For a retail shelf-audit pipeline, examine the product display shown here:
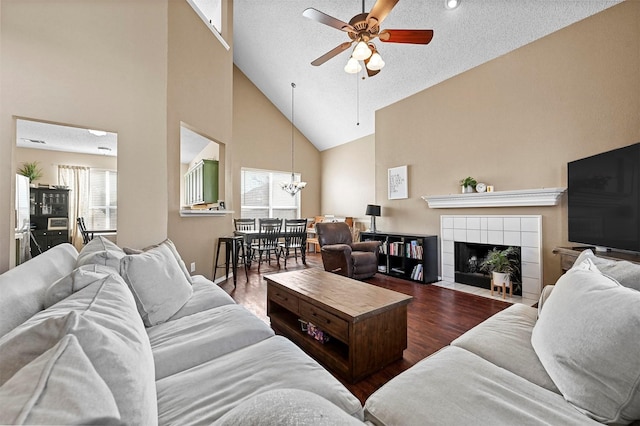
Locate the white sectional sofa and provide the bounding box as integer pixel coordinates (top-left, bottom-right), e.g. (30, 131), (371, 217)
(365, 249), (640, 425)
(0, 238), (363, 425)
(2, 238), (639, 425)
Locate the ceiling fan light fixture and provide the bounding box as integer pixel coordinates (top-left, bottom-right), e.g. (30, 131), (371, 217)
(352, 40), (372, 61)
(366, 52), (385, 71)
(344, 56), (362, 74)
(445, 0), (460, 10)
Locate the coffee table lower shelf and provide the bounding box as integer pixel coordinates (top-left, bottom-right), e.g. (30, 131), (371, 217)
(270, 310), (350, 379)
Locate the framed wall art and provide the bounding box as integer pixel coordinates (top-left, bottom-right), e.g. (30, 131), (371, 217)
(388, 165), (408, 200)
(47, 217), (69, 230)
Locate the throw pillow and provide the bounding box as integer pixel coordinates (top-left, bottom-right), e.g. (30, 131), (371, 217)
(124, 238), (193, 284)
(572, 249), (640, 291)
(43, 264), (115, 309)
(0, 334), (121, 425)
(0, 275), (157, 425)
(597, 260), (640, 291)
(75, 236), (124, 271)
(531, 266), (640, 424)
(120, 243), (193, 326)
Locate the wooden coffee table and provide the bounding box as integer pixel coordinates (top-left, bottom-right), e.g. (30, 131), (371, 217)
(265, 268), (413, 383)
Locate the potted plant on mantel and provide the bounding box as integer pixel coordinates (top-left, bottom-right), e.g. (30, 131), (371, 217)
(459, 176), (477, 193)
(18, 161), (43, 186)
(480, 246), (521, 293)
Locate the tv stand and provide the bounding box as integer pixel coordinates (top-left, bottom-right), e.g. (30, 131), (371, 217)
(553, 247), (640, 273)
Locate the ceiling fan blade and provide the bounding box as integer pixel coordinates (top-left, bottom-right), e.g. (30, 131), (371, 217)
(379, 29), (434, 44)
(303, 8), (355, 33)
(311, 42), (353, 66)
(366, 0), (399, 30)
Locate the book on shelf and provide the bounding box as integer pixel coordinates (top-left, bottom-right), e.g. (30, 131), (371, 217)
(391, 267), (404, 274)
(378, 265), (387, 272)
(411, 264), (423, 281)
(405, 240), (423, 259)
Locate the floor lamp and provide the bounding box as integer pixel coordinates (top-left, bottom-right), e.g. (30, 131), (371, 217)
(366, 204), (381, 233)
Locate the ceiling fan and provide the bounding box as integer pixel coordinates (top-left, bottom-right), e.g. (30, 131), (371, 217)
(303, 0), (434, 77)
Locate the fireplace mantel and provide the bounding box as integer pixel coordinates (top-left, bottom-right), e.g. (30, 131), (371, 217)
(422, 187), (566, 209)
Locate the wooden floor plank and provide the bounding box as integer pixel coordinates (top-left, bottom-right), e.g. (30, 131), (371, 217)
(218, 251), (512, 404)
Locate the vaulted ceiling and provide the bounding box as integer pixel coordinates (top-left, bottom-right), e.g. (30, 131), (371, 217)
(233, 0), (623, 151)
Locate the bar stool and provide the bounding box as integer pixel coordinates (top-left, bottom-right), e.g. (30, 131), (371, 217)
(213, 236), (248, 287)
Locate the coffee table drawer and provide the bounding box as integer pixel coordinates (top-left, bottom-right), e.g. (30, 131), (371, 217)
(268, 286), (299, 314)
(300, 300), (348, 342)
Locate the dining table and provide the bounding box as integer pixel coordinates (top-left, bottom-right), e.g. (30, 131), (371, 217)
(234, 229), (308, 266)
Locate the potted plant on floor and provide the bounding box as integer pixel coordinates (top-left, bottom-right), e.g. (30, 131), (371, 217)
(480, 247), (521, 293)
(459, 177), (477, 193)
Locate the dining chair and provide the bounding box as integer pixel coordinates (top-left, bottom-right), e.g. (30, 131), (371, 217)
(234, 218), (256, 266)
(76, 217), (92, 245)
(279, 218), (308, 269)
(255, 218), (282, 272)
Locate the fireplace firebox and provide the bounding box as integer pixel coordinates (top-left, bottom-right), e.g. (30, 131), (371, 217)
(454, 242), (522, 296)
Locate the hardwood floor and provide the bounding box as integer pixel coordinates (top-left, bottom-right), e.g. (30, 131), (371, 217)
(217, 251), (512, 404)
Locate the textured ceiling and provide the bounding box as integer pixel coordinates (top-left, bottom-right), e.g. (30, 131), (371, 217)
(233, 0), (622, 151)
(16, 119), (117, 157)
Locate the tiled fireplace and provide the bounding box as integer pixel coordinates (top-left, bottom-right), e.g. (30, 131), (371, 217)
(440, 215), (543, 300)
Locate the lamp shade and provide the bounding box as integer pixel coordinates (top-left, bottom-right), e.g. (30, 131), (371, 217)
(366, 204), (381, 216)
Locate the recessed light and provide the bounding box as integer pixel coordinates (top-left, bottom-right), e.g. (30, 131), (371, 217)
(445, 0), (460, 9)
(88, 129), (107, 137)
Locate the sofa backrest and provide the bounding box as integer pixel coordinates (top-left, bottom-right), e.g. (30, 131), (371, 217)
(0, 243), (78, 338)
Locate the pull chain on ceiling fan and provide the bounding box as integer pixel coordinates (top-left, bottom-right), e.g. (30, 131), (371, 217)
(303, 0), (434, 77)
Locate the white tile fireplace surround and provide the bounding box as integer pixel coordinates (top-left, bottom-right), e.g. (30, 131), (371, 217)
(440, 215), (543, 301)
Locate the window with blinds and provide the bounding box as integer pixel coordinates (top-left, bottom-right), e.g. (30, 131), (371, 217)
(241, 168), (301, 220)
(88, 169), (117, 230)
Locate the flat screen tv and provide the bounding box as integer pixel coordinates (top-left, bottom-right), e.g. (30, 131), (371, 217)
(568, 143), (640, 252)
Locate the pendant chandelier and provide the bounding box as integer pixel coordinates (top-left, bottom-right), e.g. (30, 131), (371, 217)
(280, 82), (307, 196)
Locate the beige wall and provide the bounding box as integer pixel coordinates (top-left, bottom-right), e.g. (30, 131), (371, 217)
(166, 0), (234, 279)
(1, 0), (168, 270)
(370, 1), (640, 285)
(232, 66), (321, 219)
(16, 148), (117, 186)
(321, 133), (375, 228)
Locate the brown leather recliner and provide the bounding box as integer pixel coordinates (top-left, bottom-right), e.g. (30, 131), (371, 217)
(315, 222), (381, 280)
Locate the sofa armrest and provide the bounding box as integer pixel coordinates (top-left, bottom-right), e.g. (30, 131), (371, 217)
(537, 285), (555, 318)
(351, 241), (381, 253)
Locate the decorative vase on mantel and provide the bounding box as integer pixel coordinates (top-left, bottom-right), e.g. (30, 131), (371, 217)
(461, 185), (475, 194)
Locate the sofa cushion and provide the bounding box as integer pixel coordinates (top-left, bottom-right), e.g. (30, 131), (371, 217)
(364, 346), (600, 426)
(120, 243), (193, 326)
(213, 389), (364, 426)
(0, 274), (157, 426)
(43, 264), (115, 309)
(451, 303), (559, 394)
(531, 267), (640, 424)
(148, 304), (274, 380)
(156, 336), (363, 424)
(75, 236), (124, 271)
(573, 249), (640, 291)
(0, 243), (78, 338)
(0, 334), (121, 425)
(124, 238), (193, 285)
(167, 276), (235, 321)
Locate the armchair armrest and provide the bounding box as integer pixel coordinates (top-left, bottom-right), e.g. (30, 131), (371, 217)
(351, 241), (381, 253)
(321, 243), (352, 256)
(320, 244), (352, 277)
